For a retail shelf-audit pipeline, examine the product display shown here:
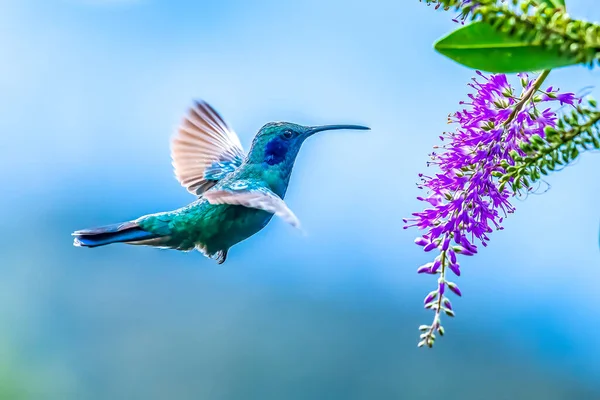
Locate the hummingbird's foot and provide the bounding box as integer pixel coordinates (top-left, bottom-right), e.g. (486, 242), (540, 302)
(215, 250), (228, 264)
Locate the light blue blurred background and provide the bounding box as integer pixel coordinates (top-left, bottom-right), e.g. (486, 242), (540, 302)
(0, 0), (599, 398)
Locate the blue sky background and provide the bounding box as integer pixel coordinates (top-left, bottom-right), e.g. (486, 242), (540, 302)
(0, 0), (599, 398)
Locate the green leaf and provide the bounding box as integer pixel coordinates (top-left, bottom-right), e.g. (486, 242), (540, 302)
(434, 22), (577, 73)
(538, 0), (566, 9)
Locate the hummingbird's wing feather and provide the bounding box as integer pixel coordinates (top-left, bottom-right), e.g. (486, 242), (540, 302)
(171, 100), (245, 196)
(204, 183), (301, 230)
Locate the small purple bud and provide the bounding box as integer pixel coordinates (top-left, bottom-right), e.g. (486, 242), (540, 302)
(438, 281), (445, 295)
(442, 236), (450, 251)
(447, 281), (462, 297)
(454, 231), (462, 243)
(443, 298), (452, 310)
(466, 242), (478, 253)
(414, 237), (428, 247)
(448, 249), (457, 264)
(431, 259), (442, 274)
(448, 263), (461, 276)
(423, 290), (438, 305)
(417, 263), (434, 274)
(423, 242), (438, 252)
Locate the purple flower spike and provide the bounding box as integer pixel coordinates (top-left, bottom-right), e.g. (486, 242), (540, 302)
(405, 71), (579, 345)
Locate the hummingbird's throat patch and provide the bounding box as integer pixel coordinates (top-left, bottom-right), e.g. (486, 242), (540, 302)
(264, 137), (288, 165)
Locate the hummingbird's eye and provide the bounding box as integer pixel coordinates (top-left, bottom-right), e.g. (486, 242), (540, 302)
(282, 130), (293, 139)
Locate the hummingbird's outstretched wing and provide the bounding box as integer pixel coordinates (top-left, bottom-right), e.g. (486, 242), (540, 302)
(171, 100), (245, 196)
(204, 181), (302, 230)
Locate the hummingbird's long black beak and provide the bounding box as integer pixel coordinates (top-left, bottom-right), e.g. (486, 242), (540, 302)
(307, 124), (370, 135)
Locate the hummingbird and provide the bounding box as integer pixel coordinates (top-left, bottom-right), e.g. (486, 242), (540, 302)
(72, 100), (369, 263)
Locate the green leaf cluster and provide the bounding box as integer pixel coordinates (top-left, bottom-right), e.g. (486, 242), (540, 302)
(500, 100), (600, 191)
(426, 0), (600, 73)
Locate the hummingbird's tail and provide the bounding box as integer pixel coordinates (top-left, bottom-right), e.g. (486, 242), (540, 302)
(72, 220), (167, 248)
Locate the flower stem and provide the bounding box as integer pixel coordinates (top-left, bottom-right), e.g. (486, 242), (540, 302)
(504, 70), (551, 127)
(421, 247), (448, 348)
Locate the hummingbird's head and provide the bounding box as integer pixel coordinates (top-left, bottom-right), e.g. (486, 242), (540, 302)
(247, 122), (370, 167)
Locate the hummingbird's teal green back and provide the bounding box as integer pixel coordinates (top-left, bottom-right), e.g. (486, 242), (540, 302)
(72, 100), (369, 264)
